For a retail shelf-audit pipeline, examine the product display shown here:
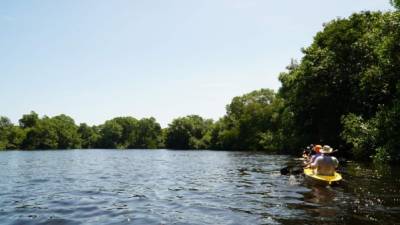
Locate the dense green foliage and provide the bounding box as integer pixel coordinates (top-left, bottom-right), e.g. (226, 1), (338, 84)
(78, 123), (100, 149)
(165, 115), (213, 149)
(0, 112), (163, 150)
(0, 5), (399, 164)
(209, 89), (283, 151)
(278, 11), (400, 162)
(391, 0), (400, 10)
(134, 118), (163, 149)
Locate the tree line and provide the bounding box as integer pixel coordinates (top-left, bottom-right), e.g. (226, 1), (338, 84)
(0, 112), (165, 150)
(1, 4), (399, 163)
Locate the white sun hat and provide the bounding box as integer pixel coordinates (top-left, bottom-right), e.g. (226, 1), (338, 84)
(320, 145), (333, 154)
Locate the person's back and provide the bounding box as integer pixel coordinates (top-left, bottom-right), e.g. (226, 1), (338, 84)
(310, 153), (321, 163)
(311, 154), (338, 176)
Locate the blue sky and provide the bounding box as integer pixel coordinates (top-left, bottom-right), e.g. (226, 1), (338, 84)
(0, 0), (393, 127)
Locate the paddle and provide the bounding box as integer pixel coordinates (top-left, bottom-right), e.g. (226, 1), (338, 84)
(280, 166), (303, 175)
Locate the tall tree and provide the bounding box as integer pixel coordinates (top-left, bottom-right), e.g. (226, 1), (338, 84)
(210, 89), (282, 151)
(99, 119), (124, 149)
(6, 126), (26, 150)
(0, 116), (13, 149)
(51, 114), (81, 149)
(166, 115), (213, 149)
(278, 11), (400, 160)
(391, 0), (400, 10)
(22, 116), (58, 150)
(132, 117), (162, 149)
(19, 111), (39, 128)
(78, 123), (100, 149)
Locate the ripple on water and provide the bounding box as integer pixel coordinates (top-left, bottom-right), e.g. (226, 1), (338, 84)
(0, 150), (399, 225)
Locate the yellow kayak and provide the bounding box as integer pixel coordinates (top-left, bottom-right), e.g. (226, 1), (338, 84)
(304, 168), (342, 185)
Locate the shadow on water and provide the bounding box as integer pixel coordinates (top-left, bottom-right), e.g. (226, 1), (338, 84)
(278, 158), (400, 225)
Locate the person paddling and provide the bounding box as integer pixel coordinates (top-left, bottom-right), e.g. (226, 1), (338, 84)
(309, 144), (322, 164)
(310, 145), (339, 176)
(303, 144), (322, 166)
(302, 144), (314, 161)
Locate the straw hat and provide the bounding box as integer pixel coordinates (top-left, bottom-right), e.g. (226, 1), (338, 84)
(320, 145), (333, 154)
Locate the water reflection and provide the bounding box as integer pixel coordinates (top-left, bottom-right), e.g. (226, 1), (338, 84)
(304, 186), (336, 204)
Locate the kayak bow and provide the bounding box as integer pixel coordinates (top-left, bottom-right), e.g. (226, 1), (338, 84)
(303, 168), (342, 185)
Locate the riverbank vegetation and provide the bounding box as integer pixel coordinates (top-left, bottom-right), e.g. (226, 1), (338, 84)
(1, 3), (399, 163)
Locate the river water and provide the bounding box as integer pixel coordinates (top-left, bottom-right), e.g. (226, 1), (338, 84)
(0, 150), (398, 225)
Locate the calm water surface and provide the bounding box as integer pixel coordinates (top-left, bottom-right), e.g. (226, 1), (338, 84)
(0, 150), (399, 225)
